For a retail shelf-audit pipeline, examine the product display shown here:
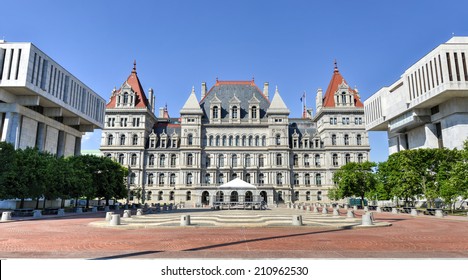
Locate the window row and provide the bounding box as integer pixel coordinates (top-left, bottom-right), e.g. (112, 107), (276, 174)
(106, 116), (140, 127)
(329, 117), (363, 125)
(106, 134), (139, 146)
(211, 105), (259, 120)
(331, 134), (363, 146)
(207, 134), (267, 147)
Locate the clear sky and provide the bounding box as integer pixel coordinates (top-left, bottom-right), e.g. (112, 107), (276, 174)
(1, 0), (467, 163)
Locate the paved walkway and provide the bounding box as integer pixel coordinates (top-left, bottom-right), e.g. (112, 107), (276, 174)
(1, 208), (468, 259)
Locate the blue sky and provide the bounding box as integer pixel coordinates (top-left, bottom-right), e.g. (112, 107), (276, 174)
(1, 0), (467, 162)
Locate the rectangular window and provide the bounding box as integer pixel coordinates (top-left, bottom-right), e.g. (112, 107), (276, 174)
(15, 49), (21, 80)
(462, 53), (468, 81)
(425, 64), (431, 91)
(429, 61), (435, 88)
(438, 55), (444, 83)
(7, 48), (14, 80)
(434, 58), (439, 85)
(454, 52), (461, 81)
(446, 52), (453, 81)
(0, 48), (6, 80)
(421, 65), (427, 93)
(411, 74), (416, 100)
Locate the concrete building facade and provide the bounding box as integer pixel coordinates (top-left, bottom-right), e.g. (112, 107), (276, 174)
(365, 37), (468, 154)
(0, 41), (105, 156)
(100, 63), (369, 206)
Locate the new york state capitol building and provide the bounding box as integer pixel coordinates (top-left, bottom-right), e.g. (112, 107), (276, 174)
(100, 63), (370, 206)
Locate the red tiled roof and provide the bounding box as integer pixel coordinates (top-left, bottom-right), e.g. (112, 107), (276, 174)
(322, 65), (363, 108)
(106, 63), (150, 109)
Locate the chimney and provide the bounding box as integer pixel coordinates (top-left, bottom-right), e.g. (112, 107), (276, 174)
(201, 82), (207, 100)
(148, 88), (154, 110)
(263, 82), (269, 100)
(159, 107), (165, 118)
(316, 88), (323, 111)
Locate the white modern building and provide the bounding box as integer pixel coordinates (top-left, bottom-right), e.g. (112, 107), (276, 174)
(365, 37), (468, 154)
(0, 41), (105, 156)
(101, 63), (370, 206)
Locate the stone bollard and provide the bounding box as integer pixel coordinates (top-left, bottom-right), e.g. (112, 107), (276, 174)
(105, 212), (115, 221)
(313, 206), (319, 213)
(57, 209), (65, 216)
(92, 207), (98, 213)
(347, 209), (355, 218)
(306, 206), (311, 211)
(137, 209), (144, 216)
(292, 215), (303, 226)
(123, 210), (132, 218)
(109, 214), (121, 226)
(322, 207), (328, 215)
(353, 205), (358, 211)
(377, 206), (382, 213)
(33, 210), (42, 218)
(180, 215), (191, 226)
(435, 210), (444, 218)
(411, 209), (418, 216)
(1, 211), (12, 221)
(333, 208), (340, 216)
(392, 207), (399, 214)
(364, 206), (369, 212)
(362, 213), (374, 226)
(344, 205), (349, 210)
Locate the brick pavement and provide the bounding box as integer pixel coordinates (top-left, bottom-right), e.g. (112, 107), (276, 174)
(1, 210), (468, 259)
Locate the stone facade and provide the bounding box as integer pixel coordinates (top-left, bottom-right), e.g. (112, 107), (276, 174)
(365, 37), (468, 154)
(100, 63), (370, 206)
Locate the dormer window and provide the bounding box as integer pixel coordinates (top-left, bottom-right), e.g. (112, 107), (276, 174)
(213, 106), (219, 119)
(252, 106), (257, 119)
(123, 92), (129, 104)
(341, 92), (346, 104)
(232, 106), (238, 119)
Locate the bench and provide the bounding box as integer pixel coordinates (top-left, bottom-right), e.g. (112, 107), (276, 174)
(368, 205), (377, 211)
(43, 208), (59, 215)
(423, 208), (446, 216)
(401, 207), (414, 214)
(13, 208), (34, 217)
(381, 206), (393, 212)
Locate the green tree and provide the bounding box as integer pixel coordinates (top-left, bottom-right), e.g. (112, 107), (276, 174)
(0, 142), (17, 199)
(332, 161), (377, 207)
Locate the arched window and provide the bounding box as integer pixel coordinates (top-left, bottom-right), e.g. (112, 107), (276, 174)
(345, 153), (351, 164)
(231, 154), (237, 167)
(245, 155), (251, 167)
(131, 154), (137, 166)
(215, 154), (222, 167)
(293, 173), (299, 185)
(262, 136), (266, 146)
(341, 91), (346, 104)
(120, 134), (126, 145)
(258, 173), (265, 185)
(252, 106), (257, 119)
(213, 106), (219, 119)
(332, 134), (337, 145)
(259, 155), (264, 167)
(148, 154), (154, 166)
(107, 134), (114, 145)
(216, 136), (220, 146)
(275, 134), (281, 145)
(332, 154), (338, 166)
(248, 136), (253, 146)
(245, 191), (253, 202)
(315, 154), (320, 166)
(317, 191), (322, 201)
(169, 191), (175, 200)
(306, 191), (311, 201)
(186, 173), (193, 185)
(231, 173), (237, 180)
(230, 191), (239, 202)
(316, 173), (322, 185)
(245, 173), (251, 183)
(305, 174), (310, 186)
(235, 135), (240, 146)
(118, 154), (124, 164)
(170, 173), (175, 185)
(255, 136), (259, 146)
(209, 135), (213, 146)
(205, 173), (211, 185)
(222, 135), (226, 146)
(188, 134), (193, 146)
(159, 154), (166, 167)
(132, 134), (138, 145)
(276, 173), (283, 185)
(170, 154), (176, 167)
(187, 154), (193, 166)
(276, 153), (282, 166)
(229, 136), (233, 146)
(147, 191), (152, 201)
(232, 106), (238, 119)
(205, 154), (211, 167)
(344, 134), (349, 145)
(106, 153), (112, 158)
(129, 172), (135, 184)
(158, 191), (163, 201)
(294, 191), (299, 201)
(358, 153), (363, 163)
(186, 191), (192, 201)
(357, 134), (362, 146)
(304, 154), (310, 166)
(123, 92), (129, 104)
(148, 173), (154, 185)
(293, 154), (298, 167)
(159, 173), (164, 185)
(242, 135), (246, 146)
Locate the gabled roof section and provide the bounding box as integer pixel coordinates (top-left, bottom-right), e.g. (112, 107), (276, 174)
(180, 86), (203, 115)
(267, 86), (290, 115)
(322, 63), (364, 108)
(106, 61), (150, 109)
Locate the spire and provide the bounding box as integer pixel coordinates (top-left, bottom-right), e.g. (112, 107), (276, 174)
(180, 86), (203, 115)
(322, 61), (364, 108)
(334, 59), (338, 73)
(267, 86), (290, 115)
(132, 60), (137, 73)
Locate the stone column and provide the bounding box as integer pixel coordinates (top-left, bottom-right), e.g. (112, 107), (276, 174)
(109, 214), (121, 226)
(1, 211), (12, 221)
(33, 210), (42, 218)
(347, 209), (355, 218)
(180, 215), (191, 226)
(105, 212), (114, 221)
(361, 213), (373, 226)
(292, 215), (303, 226)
